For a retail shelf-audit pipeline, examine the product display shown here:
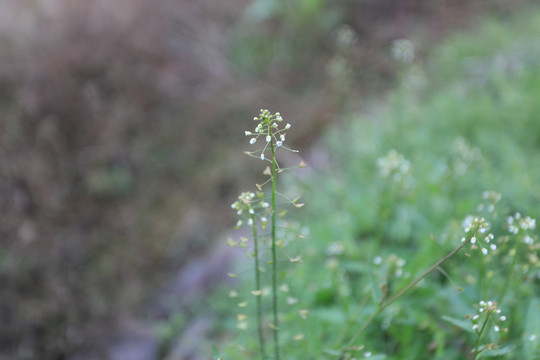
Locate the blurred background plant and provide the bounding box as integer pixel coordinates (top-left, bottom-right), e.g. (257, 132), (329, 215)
(0, 0), (536, 359)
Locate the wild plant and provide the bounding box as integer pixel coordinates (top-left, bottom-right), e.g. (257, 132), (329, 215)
(223, 110), (538, 360)
(228, 109), (304, 360)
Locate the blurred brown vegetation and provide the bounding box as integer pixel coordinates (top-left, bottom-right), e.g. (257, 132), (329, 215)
(0, 0), (530, 358)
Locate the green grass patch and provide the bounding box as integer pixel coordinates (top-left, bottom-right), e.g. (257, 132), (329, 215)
(211, 6), (540, 360)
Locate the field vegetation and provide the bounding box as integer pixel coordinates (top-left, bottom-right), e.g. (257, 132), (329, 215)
(215, 7), (540, 360)
(0, 0), (537, 359)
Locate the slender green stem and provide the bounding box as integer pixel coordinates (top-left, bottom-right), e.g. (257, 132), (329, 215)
(498, 239), (521, 306)
(333, 295), (370, 349)
(381, 236), (472, 311)
(336, 232), (477, 359)
(270, 138), (281, 360)
(251, 214), (267, 359)
(473, 313), (491, 359)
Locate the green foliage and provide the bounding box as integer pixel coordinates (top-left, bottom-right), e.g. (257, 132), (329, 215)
(230, 0), (341, 77)
(523, 298), (540, 359)
(217, 6), (540, 360)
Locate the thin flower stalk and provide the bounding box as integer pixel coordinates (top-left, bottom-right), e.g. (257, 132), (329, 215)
(270, 138), (280, 360)
(242, 109), (298, 360)
(336, 220), (485, 360)
(250, 212), (267, 359)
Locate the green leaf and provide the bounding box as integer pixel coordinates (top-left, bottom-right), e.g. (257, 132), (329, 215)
(441, 315), (474, 333)
(313, 308), (346, 324)
(322, 349), (342, 356)
(476, 346), (514, 358)
(523, 298), (540, 359)
(212, 345), (222, 359)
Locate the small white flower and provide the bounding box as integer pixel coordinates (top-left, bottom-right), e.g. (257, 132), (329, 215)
(509, 225), (519, 234)
(364, 352), (372, 358)
(373, 256), (382, 265)
(250, 138), (257, 144)
(471, 237), (476, 244)
(494, 325), (500, 332)
(260, 153), (265, 160)
(280, 134), (285, 141)
(266, 135), (271, 142)
(276, 141), (283, 147)
(490, 244), (497, 250)
(473, 324), (479, 331)
(285, 123), (291, 130)
(245, 131), (252, 136)
(522, 217), (536, 230)
(524, 235), (534, 245)
(481, 248), (488, 255)
(286, 297), (298, 305)
(529, 334), (537, 341)
(500, 316), (506, 321)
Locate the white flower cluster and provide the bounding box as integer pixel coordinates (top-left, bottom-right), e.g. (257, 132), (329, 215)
(336, 25), (358, 49)
(451, 137), (482, 177)
(507, 212), (536, 235)
(231, 192), (269, 229)
(462, 215), (491, 234)
(245, 109), (290, 159)
(469, 300), (507, 334)
(231, 192), (256, 228)
(477, 190), (502, 213)
(231, 192), (255, 214)
(326, 241), (345, 256)
(373, 254), (408, 278)
(391, 39), (415, 63)
(461, 216), (495, 255)
(376, 149), (412, 182)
